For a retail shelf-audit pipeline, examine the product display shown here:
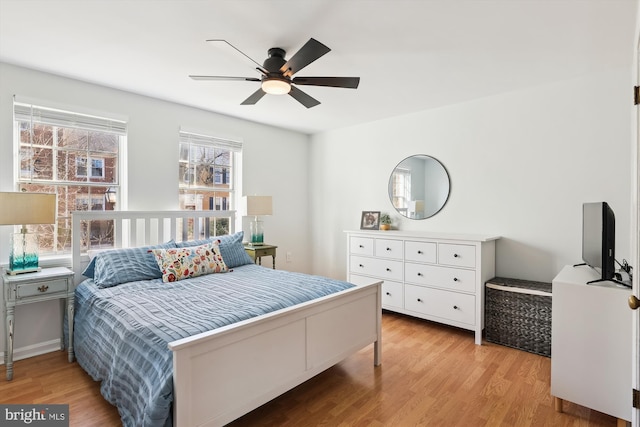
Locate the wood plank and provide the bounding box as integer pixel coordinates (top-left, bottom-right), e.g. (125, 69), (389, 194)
(0, 312), (617, 427)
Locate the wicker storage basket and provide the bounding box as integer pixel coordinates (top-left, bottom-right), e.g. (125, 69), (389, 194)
(485, 277), (552, 357)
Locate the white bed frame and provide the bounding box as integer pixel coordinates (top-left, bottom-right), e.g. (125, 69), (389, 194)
(71, 210), (382, 427)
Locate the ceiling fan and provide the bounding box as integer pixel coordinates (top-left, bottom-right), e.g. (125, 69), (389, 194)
(189, 38), (360, 108)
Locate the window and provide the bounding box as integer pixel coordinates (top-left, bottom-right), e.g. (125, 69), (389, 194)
(178, 130), (241, 237)
(390, 167), (411, 216)
(14, 100), (126, 254)
(76, 157), (105, 178)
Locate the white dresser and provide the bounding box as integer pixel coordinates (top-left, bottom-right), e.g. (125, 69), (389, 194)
(346, 230), (499, 344)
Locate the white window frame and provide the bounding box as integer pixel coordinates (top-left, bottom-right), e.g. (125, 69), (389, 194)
(13, 97), (127, 256)
(179, 128), (242, 235)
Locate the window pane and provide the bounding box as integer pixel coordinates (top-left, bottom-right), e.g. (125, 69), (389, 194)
(195, 164), (214, 187)
(76, 157), (88, 178)
(179, 143), (189, 161)
(191, 145), (215, 163)
(101, 153), (117, 184)
(58, 128), (88, 150)
(88, 131), (118, 153)
(31, 147), (54, 180)
(214, 149), (230, 166)
(90, 158), (104, 178)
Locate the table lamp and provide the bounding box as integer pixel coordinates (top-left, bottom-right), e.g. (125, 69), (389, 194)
(242, 195), (272, 246)
(0, 192), (56, 275)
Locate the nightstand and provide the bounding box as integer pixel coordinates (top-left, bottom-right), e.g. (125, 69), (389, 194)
(3, 266), (75, 380)
(244, 244), (278, 269)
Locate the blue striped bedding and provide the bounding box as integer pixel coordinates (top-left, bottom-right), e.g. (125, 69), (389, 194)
(73, 264), (354, 427)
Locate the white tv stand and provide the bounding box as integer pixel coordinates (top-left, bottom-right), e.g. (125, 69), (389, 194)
(551, 264), (632, 424)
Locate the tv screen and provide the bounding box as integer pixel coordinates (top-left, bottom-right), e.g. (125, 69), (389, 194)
(581, 201), (615, 282)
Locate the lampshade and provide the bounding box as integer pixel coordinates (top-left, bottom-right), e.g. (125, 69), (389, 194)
(261, 78), (291, 95)
(243, 196), (273, 217)
(0, 192), (56, 225)
(0, 192), (56, 275)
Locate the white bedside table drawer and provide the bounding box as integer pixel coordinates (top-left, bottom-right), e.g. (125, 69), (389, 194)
(16, 278), (69, 298)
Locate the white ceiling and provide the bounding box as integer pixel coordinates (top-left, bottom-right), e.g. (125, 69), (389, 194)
(0, 0), (636, 134)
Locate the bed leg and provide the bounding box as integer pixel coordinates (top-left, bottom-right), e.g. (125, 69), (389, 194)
(374, 340), (381, 366)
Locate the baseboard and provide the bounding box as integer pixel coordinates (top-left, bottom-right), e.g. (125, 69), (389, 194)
(0, 339), (62, 364)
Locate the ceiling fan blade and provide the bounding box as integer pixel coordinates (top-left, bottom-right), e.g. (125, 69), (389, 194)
(241, 88), (266, 105)
(292, 76), (360, 89)
(280, 38), (331, 77)
(289, 86), (321, 108)
(190, 75), (261, 82)
(205, 39), (268, 74)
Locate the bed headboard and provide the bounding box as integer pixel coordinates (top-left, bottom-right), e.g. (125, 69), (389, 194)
(71, 210), (236, 285)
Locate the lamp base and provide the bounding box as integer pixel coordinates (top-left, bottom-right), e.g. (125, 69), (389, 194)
(6, 267), (42, 276)
(249, 219), (264, 246)
(9, 232), (41, 275)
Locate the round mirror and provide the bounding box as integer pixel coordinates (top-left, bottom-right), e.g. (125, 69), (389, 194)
(388, 155), (450, 219)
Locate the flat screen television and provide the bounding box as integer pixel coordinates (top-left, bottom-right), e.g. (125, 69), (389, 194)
(580, 201), (617, 284)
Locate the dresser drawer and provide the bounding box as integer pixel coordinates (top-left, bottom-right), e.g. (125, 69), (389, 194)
(381, 280), (403, 310)
(439, 243), (476, 268)
(350, 237), (374, 256)
(374, 238), (403, 260)
(404, 285), (475, 325)
(350, 255), (403, 281)
(405, 241), (437, 263)
(404, 263), (476, 293)
(16, 278), (69, 298)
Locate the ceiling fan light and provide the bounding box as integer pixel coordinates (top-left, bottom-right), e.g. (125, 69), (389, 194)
(262, 78), (291, 95)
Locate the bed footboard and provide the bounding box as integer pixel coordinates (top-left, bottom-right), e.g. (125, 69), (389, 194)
(169, 281), (382, 427)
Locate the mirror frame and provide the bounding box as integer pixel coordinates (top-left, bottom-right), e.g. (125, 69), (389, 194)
(388, 154), (451, 220)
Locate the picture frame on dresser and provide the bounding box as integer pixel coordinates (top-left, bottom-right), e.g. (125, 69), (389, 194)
(360, 211), (380, 230)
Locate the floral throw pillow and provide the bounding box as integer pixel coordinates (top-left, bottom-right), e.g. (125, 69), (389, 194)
(150, 242), (228, 283)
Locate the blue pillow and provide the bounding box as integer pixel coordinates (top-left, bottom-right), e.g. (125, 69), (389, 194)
(91, 241), (177, 288)
(176, 231), (253, 268)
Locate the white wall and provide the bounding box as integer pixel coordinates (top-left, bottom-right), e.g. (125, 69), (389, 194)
(0, 62), (310, 357)
(309, 68), (632, 284)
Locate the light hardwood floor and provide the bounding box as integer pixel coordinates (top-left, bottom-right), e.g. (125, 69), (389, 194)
(1, 312), (617, 426)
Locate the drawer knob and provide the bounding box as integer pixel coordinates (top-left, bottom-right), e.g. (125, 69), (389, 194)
(359, 264), (364, 268)
(386, 268), (391, 272)
(386, 247), (391, 251)
(37, 285), (49, 292)
(417, 272), (423, 277)
(417, 298), (423, 302)
(417, 250), (423, 254)
(386, 292), (391, 296)
(453, 305), (459, 310)
(359, 245), (364, 248)
(454, 253), (460, 258)
(453, 277), (459, 282)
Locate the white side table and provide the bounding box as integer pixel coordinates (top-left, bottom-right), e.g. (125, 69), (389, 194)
(3, 266), (75, 380)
